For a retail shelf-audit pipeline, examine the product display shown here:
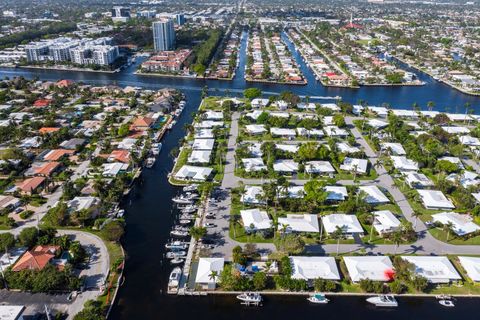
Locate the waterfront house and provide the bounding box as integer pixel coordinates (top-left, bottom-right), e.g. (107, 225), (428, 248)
(401, 256), (461, 284)
(67, 196), (100, 217)
(417, 189), (455, 210)
(322, 214), (364, 237)
(102, 162), (129, 177)
(290, 256), (340, 283)
(195, 258), (224, 290)
(12, 245), (60, 272)
(187, 150), (212, 164)
(174, 165), (213, 182)
(343, 256), (395, 282)
(458, 256), (480, 282)
(192, 139), (215, 151)
(431, 212), (480, 236)
(240, 208), (273, 232)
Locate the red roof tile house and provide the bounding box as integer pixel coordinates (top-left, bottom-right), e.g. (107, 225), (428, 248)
(39, 127), (60, 135)
(33, 99), (52, 108)
(56, 79), (74, 88)
(43, 149), (75, 162)
(108, 150), (131, 163)
(16, 177), (46, 194)
(25, 161), (62, 177)
(130, 116), (154, 131)
(12, 245), (60, 272)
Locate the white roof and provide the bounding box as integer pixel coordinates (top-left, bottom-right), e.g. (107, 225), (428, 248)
(320, 103), (339, 111)
(417, 189), (455, 209)
(340, 158), (368, 174)
(275, 144), (299, 153)
(0, 306), (25, 320)
(204, 110), (223, 120)
(241, 185), (265, 204)
(270, 127), (296, 137)
(251, 98), (269, 107)
(373, 210), (401, 234)
(245, 124), (267, 135)
(404, 172), (434, 187)
(368, 119), (388, 129)
(175, 165), (213, 181)
(273, 159), (298, 172)
(337, 142), (361, 154)
(241, 158), (267, 172)
(381, 142), (406, 155)
(401, 256), (461, 283)
(446, 171), (479, 188)
(240, 208), (272, 231)
(392, 109), (418, 118)
(195, 258), (224, 284)
(194, 129), (214, 139)
(438, 156), (464, 168)
(278, 214), (319, 233)
(290, 256), (340, 280)
(67, 196), (99, 211)
(324, 125), (348, 137)
(305, 161), (335, 174)
(432, 212), (480, 236)
(459, 135), (480, 146)
(245, 110), (264, 120)
(391, 156), (419, 171)
(359, 186), (390, 204)
(367, 106), (388, 116)
(297, 128), (324, 137)
(0, 247), (27, 269)
(278, 186), (305, 199)
(322, 214), (363, 234)
(325, 186), (348, 201)
(297, 102), (316, 110)
(441, 126), (470, 134)
(192, 138), (215, 151)
(118, 138), (137, 150)
(188, 150), (212, 164)
(198, 120), (224, 128)
(270, 111), (289, 118)
(458, 256), (480, 282)
(247, 142), (263, 157)
(102, 162), (129, 176)
(343, 256), (394, 282)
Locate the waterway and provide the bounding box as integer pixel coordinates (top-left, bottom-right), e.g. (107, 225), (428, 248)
(1, 31), (480, 319)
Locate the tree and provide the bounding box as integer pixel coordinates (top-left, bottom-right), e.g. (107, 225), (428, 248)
(412, 276), (428, 292)
(253, 271), (267, 290)
(443, 221), (454, 242)
(101, 220), (125, 242)
(19, 227), (39, 248)
(412, 211), (422, 229)
(298, 142), (319, 161)
(273, 234), (305, 254)
(0, 233), (15, 251)
(189, 226), (207, 241)
(209, 270), (219, 285)
(243, 88), (262, 100)
(391, 230), (403, 255)
(117, 123), (130, 137)
(332, 225), (345, 255)
(232, 245), (247, 266)
(73, 300), (104, 320)
(333, 114), (346, 128)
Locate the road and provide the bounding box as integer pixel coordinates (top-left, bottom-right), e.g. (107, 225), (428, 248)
(210, 111), (480, 260)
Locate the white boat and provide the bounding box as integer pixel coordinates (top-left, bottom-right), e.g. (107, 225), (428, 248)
(165, 241), (189, 250)
(166, 251), (186, 259)
(438, 299), (455, 307)
(170, 230), (189, 237)
(366, 295), (398, 307)
(172, 197), (194, 205)
(183, 184), (198, 192)
(116, 209), (125, 218)
(236, 292), (262, 305)
(307, 293), (329, 304)
(145, 157), (155, 168)
(171, 258), (184, 265)
(179, 214), (195, 220)
(167, 267), (182, 294)
(179, 219), (191, 225)
(180, 205), (197, 213)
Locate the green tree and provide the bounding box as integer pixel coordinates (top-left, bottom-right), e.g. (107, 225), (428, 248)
(244, 88), (262, 100)
(19, 227), (39, 248)
(189, 226), (207, 241)
(101, 220), (125, 242)
(253, 271), (267, 290)
(0, 233), (15, 251)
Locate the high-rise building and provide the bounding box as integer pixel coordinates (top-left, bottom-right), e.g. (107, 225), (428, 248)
(111, 6), (131, 23)
(153, 19), (175, 52)
(175, 14), (185, 26)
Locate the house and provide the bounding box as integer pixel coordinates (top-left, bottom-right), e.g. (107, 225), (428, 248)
(343, 256), (395, 282)
(174, 165), (213, 181)
(401, 256), (461, 284)
(305, 161), (336, 174)
(441, 126), (470, 135)
(275, 144), (299, 153)
(431, 212), (480, 236)
(25, 162), (61, 177)
(241, 185), (265, 205)
(368, 119), (388, 129)
(251, 98), (269, 108)
(19, 136), (41, 149)
(417, 189), (455, 210)
(203, 111), (223, 120)
(60, 138), (86, 150)
(297, 128), (324, 138)
(337, 142), (361, 154)
(12, 245), (60, 272)
(0, 195), (21, 211)
(15, 177), (46, 194)
(67, 196), (100, 216)
(0, 247), (27, 269)
(270, 127), (296, 138)
(245, 124), (267, 135)
(198, 121), (224, 128)
(373, 210), (401, 235)
(340, 158), (368, 174)
(195, 258), (224, 289)
(438, 156), (464, 169)
(358, 186), (390, 204)
(278, 186), (305, 199)
(322, 214), (364, 236)
(459, 135), (480, 147)
(130, 116), (154, 131)
(108, 150), (130, 163)
(458, 256), (480, 282)
(192, 139), (215, 151)
(240, 208), (272, 232)
(324, 125), (348, 137)
(404, 172), (434, 188)
(278, 214), (319, 233)
(102, 162), (129, 177)
(241, 158), (267, 172)
(290, 256), (340, 282)
(42, 149), (75, 162)
(195, 129), (214, 139)
(117, 138), (137, 150)
(325, 186), (348, 201)
(0, 305), (25, 320)
(39, 127), (60, 135)
(273, 159), (298, 173)
(188, 150), (212, 164)
(391, 156), (419, 172)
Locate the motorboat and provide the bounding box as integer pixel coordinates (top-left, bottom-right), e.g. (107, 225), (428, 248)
(166, 251), (186, 259)
(236, 292), (262, 305)
(170, 230), (189, 237)
(183, 184), (198, 192)
(145, 157), (155, 168)
(151, 143), (162, 155)
(116, 209), (125, 218)
(435, 294), (452, 300)
(170, 258), (184, 265)
(179, 219), (192, 225)
(180, 205), (198, 213)
(438, 299), (455, 307)
(172, 196), (194, 205)
(165, 241), (189, 250)
(307, 293), (329, 304)
(179, 214), (195, 220)
(167, 267), (182, 294)
(366, 295), (398, 307)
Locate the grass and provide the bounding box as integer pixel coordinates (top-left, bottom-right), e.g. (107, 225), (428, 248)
(429, 228), (480, 245)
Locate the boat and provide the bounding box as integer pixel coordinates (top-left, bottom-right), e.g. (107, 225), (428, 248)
(166, 251), (186, 259)
(366, 295), (398, 307)
(165, 241), (189, 250)
(116, 209), (125, 218)
(438, 299), (455, 307)
(435, 294), (452, 300)
(307, 293), (329, 304)
(167, 267), (182, 294)
(170, 258), (184, 265)
(180, 205), (197, 213)
(179, 214), (195, 220)
(183, 184), (198, 192)
(236, 292), (262, 305)
(179, 219), (191, 225)
(170, 230), (189, 237)
(172, 197), (194, 205)
(145, 157), (155, 168)
(151, 143), (162, 155)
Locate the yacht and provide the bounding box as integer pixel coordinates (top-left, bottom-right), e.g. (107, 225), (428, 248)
(183, 184), (198, 192)
(165, 241), (189, 250)
(179, 219), (192, 225)
(180, 205), (198, 214)
(366, 295), (398, 307)
(166, 251), (187, 259)
(172, 196), (194, 205)
(179, 214), (195, 220)
(307, 293), (329, 304)
(145, 157), (155, 168)
(170, 230), (189, 237)
(438, 299), (455, 307)
(236, 292), (262, 305)
(151, 143), (162, 155)
(170, 258), (184, 265)
(116, 209), (125, 218)
(167, 267), (182, 294)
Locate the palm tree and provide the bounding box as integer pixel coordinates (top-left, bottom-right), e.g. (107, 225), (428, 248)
(427, 101), (435, 112)
(443, 221), (454, 242)
(412, 211), (422, 229)
(391, 230), (403, 255)
(369, 212), (376, 243)
(332, 225), (345, 256)
(209, 270), (219, 285)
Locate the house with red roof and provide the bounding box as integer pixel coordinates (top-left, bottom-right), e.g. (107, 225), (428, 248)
(56, 79), (74, 88)
(12, 245), (60, 272)
(15, 177), (46, 195)
(33, 99), (52, 108)
(130, 116), (155, 131)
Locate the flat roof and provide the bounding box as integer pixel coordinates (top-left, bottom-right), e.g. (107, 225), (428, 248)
(401, 256), (461, 283)
(290, 256), (340, 280)
(343, 256), (394, 282)
(417, 189), (455, 209)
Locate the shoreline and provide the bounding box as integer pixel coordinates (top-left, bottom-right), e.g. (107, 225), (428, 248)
(134, 71), (196, 79)
(1, 64), (118, 74)
(245, 78), (307, 86)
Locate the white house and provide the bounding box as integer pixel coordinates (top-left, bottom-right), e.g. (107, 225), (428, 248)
(401, 256), (461, 284)
(194, 129), (214, 139)
(240, 208), (273, 232)
(278, 186), (305, 199)
(198, 120), (224, 128)
(290, 256), (340, 281)
(446, 171), (479, 188)
(305, 161), (336, 174)
(438, 156), (464, 169)
(404, 172), (434, 188)
(195, 258), (224, 289)
(431, 212), (480, 236)
(275, 144), (299, 153)
(459, 135), (480, 147)
(458, 256), (480, 282)
(358, 186), (390, 204)
(278, 214), (319, 233)
(417, 189), (455, 210)
(441, 126), (470, 135)
(273, 159), (298, 173)
(241, 158), (267, 172)
(102, 162), (129, 177)
(188, 150), (211, 164)
(343, 256), (395, 282)
(367, 106), (388, 117)
(270, 127), (296, 138)
(324, 125), (348, 137)
(246, 110), (264, 120)
(241, 185), (265, 205)
(368, 119), (388, 129)
(192, 138), (215, 151)
(325, 186), (348, 201)
(322, 214), (364, 236)
(297, 128), (324, 137)
(391, 156), (419, 172)
(245, 124), (267, 135)
(175, 165), (213, 181)
(373, 210), (401, 235)
(340, 158), (368, 174)
(251, 98), (269, 108)
(203, 110), (223, 120)
(320, 103), (340, 111)
(337, 142), (361, 154)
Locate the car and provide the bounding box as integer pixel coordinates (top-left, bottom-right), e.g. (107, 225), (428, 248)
(203, 222), (216, 228)
(14, 207), (24, 214)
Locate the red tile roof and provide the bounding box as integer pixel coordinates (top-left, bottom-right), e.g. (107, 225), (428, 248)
(16, 177), (46, 193)
(12, 245), (60, 272)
